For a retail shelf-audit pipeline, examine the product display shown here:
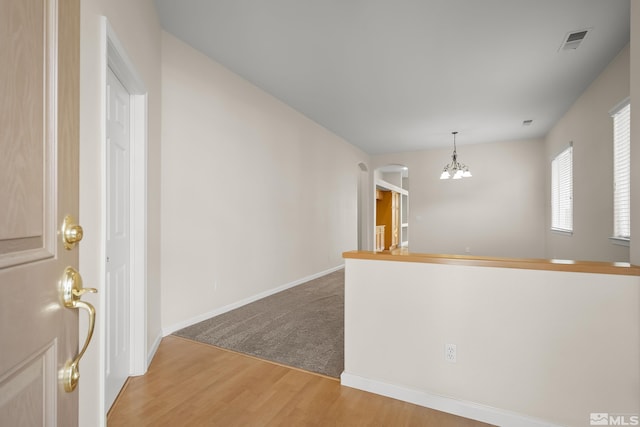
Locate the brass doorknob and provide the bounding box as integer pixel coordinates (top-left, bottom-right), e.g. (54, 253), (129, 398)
(62, 215), (83, 250)
(60, 267), (97, 392)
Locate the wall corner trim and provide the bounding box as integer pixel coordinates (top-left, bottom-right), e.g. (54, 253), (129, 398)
(340, 372), (561, 427)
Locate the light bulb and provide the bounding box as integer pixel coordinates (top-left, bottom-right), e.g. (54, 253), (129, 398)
(453, 169), (463, 179)
(440, 170), (450, 180)
(462, 170), (472, 178)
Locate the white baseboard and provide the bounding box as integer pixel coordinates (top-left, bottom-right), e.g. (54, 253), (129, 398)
(146, 331), (162, 369)
(340, 372), (560, 427)
(162, 265), (345, 336)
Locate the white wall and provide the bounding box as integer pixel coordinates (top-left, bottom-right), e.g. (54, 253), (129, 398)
(160, 32), (368, 332)
(372, 139), (546, 258)
(79, 0), (162, 425)
(343, 258), (640, 426)
(357, 162), (372, 251)
(631, 3), (640, 266)
(371, 44), (632, 263)
(545, 45), (630, 262)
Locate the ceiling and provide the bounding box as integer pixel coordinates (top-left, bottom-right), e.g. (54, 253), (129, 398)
(154, 0), (630, 154)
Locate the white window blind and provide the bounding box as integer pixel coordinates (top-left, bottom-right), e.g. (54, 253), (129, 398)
(551, 145), (573, 232)
(612, 102), (631, 239)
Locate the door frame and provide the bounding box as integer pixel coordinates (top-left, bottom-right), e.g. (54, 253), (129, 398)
(102, 16), (148, 398)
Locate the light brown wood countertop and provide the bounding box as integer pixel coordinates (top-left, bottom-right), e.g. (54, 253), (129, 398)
(343, 249), (640, 276)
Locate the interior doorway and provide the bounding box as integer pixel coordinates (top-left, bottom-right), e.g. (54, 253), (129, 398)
(105, 67), (132, 409)
(103, 20), (149, 413)
(374, 165), (409, 251)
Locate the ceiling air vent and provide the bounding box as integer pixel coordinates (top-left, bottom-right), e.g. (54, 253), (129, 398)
(560, 29), (590, 51)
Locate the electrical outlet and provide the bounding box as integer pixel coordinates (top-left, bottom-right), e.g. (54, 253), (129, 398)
(445, 343), (457, 363)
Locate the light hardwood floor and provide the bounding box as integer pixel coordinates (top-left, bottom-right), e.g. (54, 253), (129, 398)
(108, 336), (492, 426)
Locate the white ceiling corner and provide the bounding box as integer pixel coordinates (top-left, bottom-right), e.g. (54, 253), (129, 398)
(154, 0), (630, 154)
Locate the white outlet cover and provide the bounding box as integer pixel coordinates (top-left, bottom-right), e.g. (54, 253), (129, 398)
(445, 343), (457, 363)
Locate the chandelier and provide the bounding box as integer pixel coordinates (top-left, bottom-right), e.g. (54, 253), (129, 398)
(439, 131), (472, 180)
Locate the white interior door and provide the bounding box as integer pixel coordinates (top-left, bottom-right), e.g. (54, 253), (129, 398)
(105, 67), (131, 410)
(0, 0), (82, 425)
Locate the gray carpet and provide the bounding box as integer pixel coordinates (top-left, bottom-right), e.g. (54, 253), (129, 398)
(173, 269), (344, 378)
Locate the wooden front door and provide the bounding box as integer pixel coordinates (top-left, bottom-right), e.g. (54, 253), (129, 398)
(0, 0), (82, 425)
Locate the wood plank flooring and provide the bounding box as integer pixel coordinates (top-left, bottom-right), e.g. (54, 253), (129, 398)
(108, 336), (492, 426)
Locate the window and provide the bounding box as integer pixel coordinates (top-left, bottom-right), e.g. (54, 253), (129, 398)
(551, 145), (573, 232)
(612, 100), (631, 240)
